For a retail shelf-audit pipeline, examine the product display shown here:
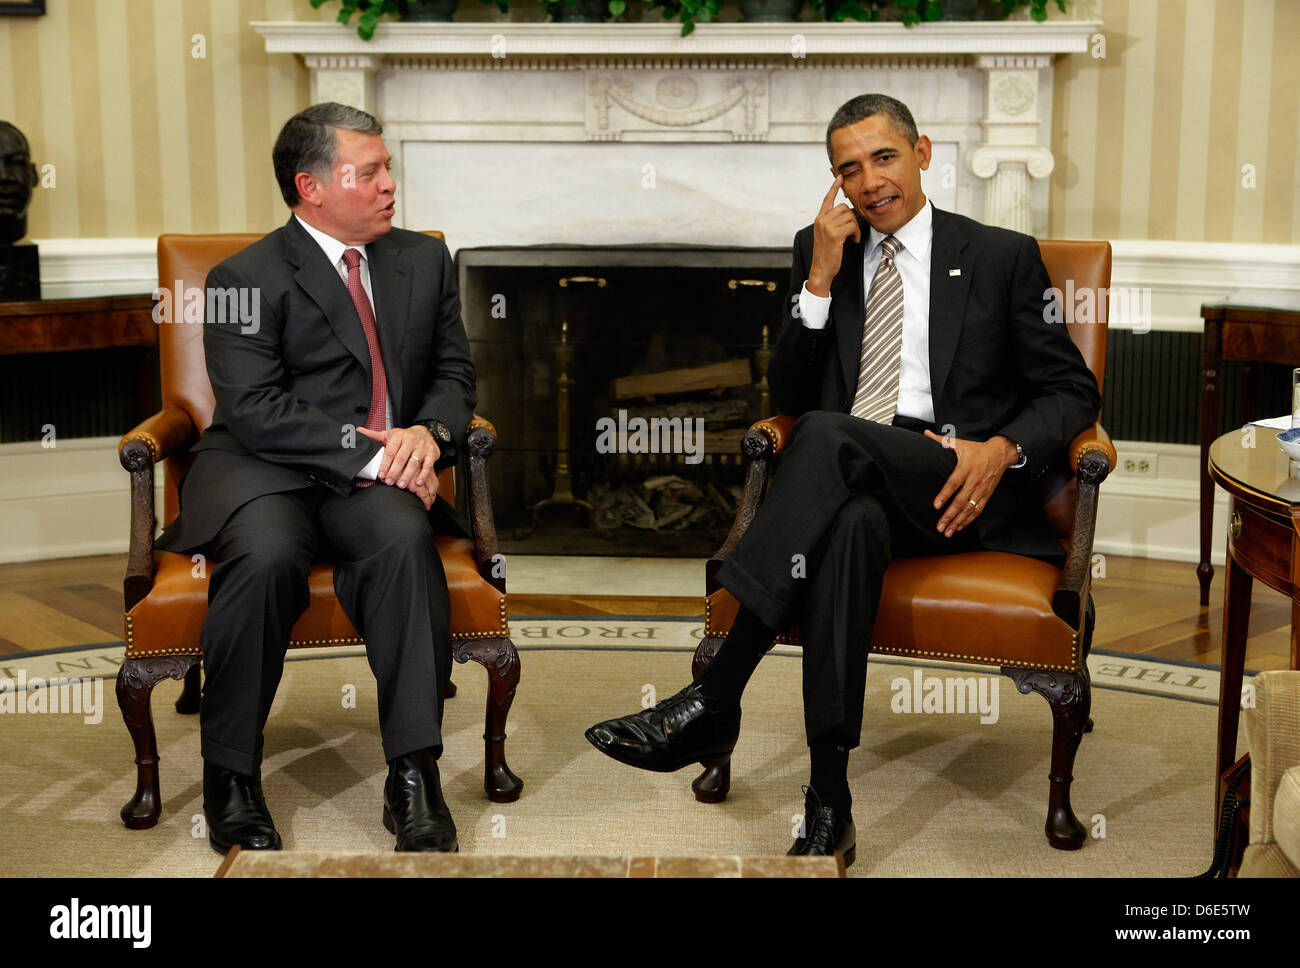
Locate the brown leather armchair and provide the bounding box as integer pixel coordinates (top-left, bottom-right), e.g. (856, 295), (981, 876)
(116, 232), (522, 830)
(694, 240), (1116, 850)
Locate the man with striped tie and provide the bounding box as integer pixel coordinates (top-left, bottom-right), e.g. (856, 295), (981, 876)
(586, 93), (1100, 866)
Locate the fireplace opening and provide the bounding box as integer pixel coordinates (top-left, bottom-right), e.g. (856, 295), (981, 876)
(457, 245), (791, 557)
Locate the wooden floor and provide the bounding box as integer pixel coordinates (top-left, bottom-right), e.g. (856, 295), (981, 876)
(0, 552), (1294, 671)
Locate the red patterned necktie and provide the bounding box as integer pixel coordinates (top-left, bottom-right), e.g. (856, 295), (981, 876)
(343, 247), (387, 488)
(342, 247), (388, 431)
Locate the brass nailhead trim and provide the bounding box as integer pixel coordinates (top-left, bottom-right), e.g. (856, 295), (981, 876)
(702, 595), (1083, 672)
(122, 433), (160, 463)
(122, 595), (510, 657)
(757, 423), (783, 451)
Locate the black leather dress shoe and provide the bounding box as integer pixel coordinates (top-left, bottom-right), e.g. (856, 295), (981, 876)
(383, 749), (458, 852)
(787, 786), (856, 868)
(585, 683), (741, 773)
(203, 762), (282, 855)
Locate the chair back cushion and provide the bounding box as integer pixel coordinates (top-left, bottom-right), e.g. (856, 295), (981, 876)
(1036, 240), (1111, 540)
(156, 230), (451, 524)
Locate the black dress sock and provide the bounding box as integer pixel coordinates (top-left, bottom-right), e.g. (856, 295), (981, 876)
(809, 735), (852, 815)
(694, 604), (777, 709)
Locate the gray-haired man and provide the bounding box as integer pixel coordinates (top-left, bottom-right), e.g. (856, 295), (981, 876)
(159, 102), (477, 854)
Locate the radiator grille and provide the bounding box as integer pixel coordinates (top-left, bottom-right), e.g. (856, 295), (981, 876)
(1102, 330), (1292, 444)
(0, 348), (158, 443)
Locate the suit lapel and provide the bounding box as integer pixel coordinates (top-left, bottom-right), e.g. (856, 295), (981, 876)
(285, 217), (372, 375)
(927, 207), (973, 410)
(833, 231), (867, 401)
(366, 232), (410, 423)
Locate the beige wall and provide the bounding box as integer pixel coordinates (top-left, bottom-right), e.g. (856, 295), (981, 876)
(0, 0), (311, 239)
(1049, 0), (1299, 243)
(2, 0), (1296, 243)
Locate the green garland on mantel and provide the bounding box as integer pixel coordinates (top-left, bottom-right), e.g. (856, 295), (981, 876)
(310, 0), (1069, 40)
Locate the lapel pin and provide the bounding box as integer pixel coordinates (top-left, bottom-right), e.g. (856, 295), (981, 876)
(949, 269), (961, 277)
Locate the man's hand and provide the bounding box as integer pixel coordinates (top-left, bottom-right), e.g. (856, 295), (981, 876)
(410, 474), (437, 511)
(807, 175), (861, 298)
(357, 424), (441, 494)
(923, 431), (1019, 537)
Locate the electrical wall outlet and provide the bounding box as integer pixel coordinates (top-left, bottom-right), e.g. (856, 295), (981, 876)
(1118, 451), (1158, 478)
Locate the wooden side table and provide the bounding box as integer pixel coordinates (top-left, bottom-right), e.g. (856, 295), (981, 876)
(1199, 290), (1300, 606)
(1207, 427), (1300, 837)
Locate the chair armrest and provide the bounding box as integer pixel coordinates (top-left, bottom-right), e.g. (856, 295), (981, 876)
(465, 415), (505, 593)
(1052, 421), (1113, 632)
(1068, 421), (1117, 474)
(706, 413), (794, 593)
(119, 406), (199, 468)
(119, 407), (198, 610)
(752, 414), (798, 456)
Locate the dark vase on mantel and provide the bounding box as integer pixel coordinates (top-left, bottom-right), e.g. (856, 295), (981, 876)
(399, 0), (459, 21)
(548, 0), (612, 23)
(738, 0), (803, 21)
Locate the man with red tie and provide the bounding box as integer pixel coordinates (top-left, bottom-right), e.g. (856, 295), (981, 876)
(158, 103), (476, 855)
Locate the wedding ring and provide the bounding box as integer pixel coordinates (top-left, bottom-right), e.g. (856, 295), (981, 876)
(968, 499), (980, 509)
(408, 455), (424, 464)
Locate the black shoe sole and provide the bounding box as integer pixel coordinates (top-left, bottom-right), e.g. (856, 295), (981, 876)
(382, 804), (459, 852)
(584, 727), (735, 773)
(208, 831), (282, 855)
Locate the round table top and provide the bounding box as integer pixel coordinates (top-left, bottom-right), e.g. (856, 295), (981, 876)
(1209, 427), (1300, 508)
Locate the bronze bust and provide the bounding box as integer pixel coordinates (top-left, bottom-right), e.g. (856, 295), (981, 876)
(0, 120), (40, 299)
(0, 121), (39, 245)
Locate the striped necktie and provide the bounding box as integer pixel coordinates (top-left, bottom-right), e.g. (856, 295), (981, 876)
(850, 235), (904, 424)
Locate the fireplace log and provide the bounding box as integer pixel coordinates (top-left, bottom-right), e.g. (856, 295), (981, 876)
(613, 358), (751, 401)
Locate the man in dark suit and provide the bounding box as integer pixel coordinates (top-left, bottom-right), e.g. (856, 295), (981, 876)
(586, 94), (1100, 866)
(158, 102), (476, 854)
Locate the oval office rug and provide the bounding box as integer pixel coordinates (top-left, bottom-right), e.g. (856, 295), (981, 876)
(0, 617), (1237, 878)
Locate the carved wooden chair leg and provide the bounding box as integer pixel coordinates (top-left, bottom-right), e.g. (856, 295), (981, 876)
(455, 636), (523, 803)
(690, 635), (731, 803)
(1083, 599), (1095, 734)
(1006, 666), (1091, 850)
(174, 663), (201, 714)
(117, 654), (198, 829)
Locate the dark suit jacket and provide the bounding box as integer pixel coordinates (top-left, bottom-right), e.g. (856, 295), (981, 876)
(158, 216), (477, 553)
(768, 205), (1101, 560)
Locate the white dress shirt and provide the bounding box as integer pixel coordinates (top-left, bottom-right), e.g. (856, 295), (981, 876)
(797, 199), (935, 423)
(294, 214), (389, 480)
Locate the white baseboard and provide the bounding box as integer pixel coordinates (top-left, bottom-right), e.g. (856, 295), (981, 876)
(0, 438), (161, 564)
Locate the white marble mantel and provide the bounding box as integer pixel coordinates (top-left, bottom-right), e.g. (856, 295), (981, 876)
(252, 21), (1100, 250)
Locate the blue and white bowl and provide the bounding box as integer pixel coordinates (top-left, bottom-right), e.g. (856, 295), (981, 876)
(1279, 427), (1300, 460)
